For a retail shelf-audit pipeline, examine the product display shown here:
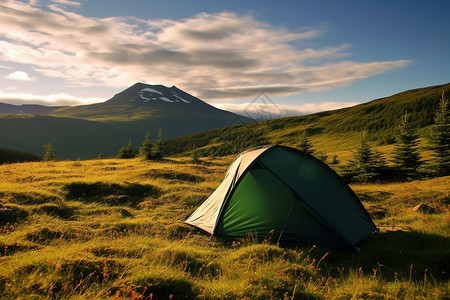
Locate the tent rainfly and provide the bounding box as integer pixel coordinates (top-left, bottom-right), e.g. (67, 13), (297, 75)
(185, 145), (377, 248)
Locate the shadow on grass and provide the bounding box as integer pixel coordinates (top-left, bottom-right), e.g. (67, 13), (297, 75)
(312, 230), (450, 282)
(356, 191), (393, 202)
(141, 169), (205, 183)
(33, 203), (76, 219)
(64, 182), (162, 206)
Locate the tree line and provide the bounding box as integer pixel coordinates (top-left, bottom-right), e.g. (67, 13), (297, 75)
(41, 128), (166, 161)
(297, 91), (449, 182)
(163, 122), (268, 158)
(116, 128), (165, 160)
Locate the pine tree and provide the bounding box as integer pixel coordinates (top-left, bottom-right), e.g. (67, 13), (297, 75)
(373, 148), (387, 169)
(43, 142), (55, 161)
(342, 132), (384, 182)
(117, 142), (127, 159)
(152, 128), (165, 160)
(298, 131), (314, 154)
(139, 131), (153, 160)
(392, 111), (422, 179)
(117, 140), (134, 159)
(192, 146), (200, 163)
(428, 91), (450, 176)
(352, 133), (377, 182)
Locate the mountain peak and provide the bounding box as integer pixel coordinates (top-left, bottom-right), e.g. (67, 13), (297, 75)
(109, 83), (196, 105)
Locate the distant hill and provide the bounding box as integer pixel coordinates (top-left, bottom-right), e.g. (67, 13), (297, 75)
(0, 83), (253, 159)
(0, 146), (40, 164)
(0, 103), (62, 114)
(164, 82), (450, 157)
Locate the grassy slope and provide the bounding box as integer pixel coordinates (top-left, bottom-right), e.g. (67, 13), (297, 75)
(0, 158), (448, 299)
(0, 147), (40, 164)
(165, 83), (450, 162)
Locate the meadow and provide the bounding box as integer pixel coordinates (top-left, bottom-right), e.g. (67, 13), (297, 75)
(0, 157), (448, 299)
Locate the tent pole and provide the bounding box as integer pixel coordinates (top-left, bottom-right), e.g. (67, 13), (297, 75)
(277, 196), (296, 245)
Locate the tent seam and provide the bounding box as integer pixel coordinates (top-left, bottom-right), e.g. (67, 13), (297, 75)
(259, 160), (353, 247)
(211, 145), (275, 233)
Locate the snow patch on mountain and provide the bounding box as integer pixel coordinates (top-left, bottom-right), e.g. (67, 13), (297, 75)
(138, 87), (190, 103)
(141, 88), (163, 95)
(159, 97), (174, 103)
(172, 91), (190, 103)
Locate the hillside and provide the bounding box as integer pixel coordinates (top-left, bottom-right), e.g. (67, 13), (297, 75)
(0, 83), (252, 159)
(0, 103), (62, 115)
(165, 82), (450, 158)
(0, 158), (448, 298)
(0, 146), (40, 164)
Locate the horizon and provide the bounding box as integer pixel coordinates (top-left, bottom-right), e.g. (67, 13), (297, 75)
(0, 0), (449, 117)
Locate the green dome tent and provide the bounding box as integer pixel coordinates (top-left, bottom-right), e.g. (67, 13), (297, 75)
(185, 145), (377, 248)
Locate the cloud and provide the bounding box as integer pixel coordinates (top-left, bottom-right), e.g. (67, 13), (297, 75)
(4, 70), (36, 81)
(0, 91), (104, 106)
(0, 1), (411, 101)
(215, 101), (360, 119)
(51, 0), (81, 7)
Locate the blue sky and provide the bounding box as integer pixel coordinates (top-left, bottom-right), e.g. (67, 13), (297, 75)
(0, 0), (448, 116)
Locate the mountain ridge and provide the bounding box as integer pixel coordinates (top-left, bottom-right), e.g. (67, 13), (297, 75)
(48, 83), (242, 122)
(0, 83), (253, 158)
(0, 102), (63, 114)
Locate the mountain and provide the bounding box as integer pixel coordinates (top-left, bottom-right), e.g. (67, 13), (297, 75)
(50, 83), (246, 122)
(0, 83), (253, 158)
(164, 82), (450, 157)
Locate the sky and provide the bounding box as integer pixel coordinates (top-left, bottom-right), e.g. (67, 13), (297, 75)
(0, 0), (449, 117)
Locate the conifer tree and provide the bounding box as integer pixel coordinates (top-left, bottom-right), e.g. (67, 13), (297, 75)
(392, 111), (422, 178)
(192, 146), (200, 163)
(43, 142), (55, 161)
(152, 128), (164, 160)
(117, 142), (127, 159)
(117, 140), (134, 159)
(352, 133), (377, 182)
(298, 131), (314, 154)
(428, 91), (450, 176)
(139, 131), (153, 160)
(342, 132), (384, 182)
(373, 148), (387, 170)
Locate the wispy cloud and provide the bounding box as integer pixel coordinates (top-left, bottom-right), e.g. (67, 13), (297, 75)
(0, 1), (410, 101)
(50, 0), (81, 7)
(4, 70), (36, 81)
(0, 91), (104, 106)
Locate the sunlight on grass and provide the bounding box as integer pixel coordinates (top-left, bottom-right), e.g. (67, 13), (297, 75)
(0, 158), (448, 299)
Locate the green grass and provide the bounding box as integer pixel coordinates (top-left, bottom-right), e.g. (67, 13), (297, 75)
(0, 158), (448, 299)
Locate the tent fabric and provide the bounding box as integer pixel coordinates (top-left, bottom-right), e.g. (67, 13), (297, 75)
(185, 145), (377, 247)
